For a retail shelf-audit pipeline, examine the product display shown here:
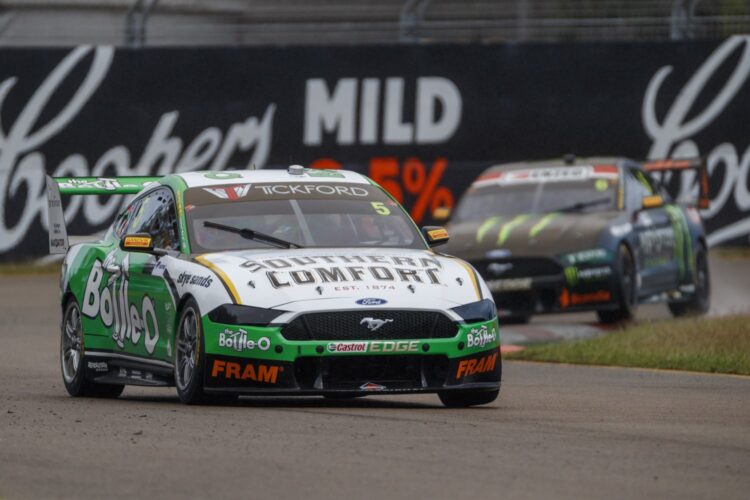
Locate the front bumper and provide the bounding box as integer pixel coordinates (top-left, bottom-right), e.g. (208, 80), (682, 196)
(201, 316), (501, 395)
(477, 259), (619, 317)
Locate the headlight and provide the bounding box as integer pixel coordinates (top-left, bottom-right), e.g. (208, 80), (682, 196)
(451, 299), (497, 323)
(207, 304), (288, 326)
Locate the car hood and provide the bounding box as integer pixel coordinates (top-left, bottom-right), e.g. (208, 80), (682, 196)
(443, 212), (616, 260)
(194, 247), (484, 312)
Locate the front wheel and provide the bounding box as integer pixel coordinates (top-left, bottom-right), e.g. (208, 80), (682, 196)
(597, 245), (637, 324)
(438, 389), (499, 408)
(61, 299), (124, 398)
(174, 298), (208, 404)
(669, 246), (710, 317)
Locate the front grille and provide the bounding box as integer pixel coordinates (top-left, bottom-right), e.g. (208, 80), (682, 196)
(281, 310), (458, 341)
(474, 257), (563, 279)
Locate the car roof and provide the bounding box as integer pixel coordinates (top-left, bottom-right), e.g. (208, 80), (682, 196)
(173, 167), (371, 189)
(480, 157), (636, 175)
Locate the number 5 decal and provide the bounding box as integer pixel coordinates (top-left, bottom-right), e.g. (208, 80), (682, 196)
(371, 202), (391, 215)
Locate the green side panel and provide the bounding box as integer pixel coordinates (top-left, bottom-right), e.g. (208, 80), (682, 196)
(55, 176), (161, 195)
(664, 204), (693, 280)
(70, 243), (174, 363)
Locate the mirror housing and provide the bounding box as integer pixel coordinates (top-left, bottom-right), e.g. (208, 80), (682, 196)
(120, 233), (154, 253)
(421, 226), (450, 247)
(641, 195), (664, 209)
(432, 206), (452, 222)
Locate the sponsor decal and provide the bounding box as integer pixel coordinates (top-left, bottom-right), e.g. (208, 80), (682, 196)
(253, 184), (368, 197)
(564, 266), (612, 286)
(486, 278), (531, 292)
(82, 258), (160, 355)
(360, 317), (393, 332)
(359, 382), (386, 391)
(327, 342), (368, 353)
(240, 254), (444, 289)
(356, 298), (388, 306)
(563, 248), (610, 265)
(456, 351), (498, 379)
(218, 329), (271, 353)
(123, 235), (152, 248)
(210, 359), (282, 384)
(176, 272), (214, 288)
(475, 166), (619, 188)
(87, 361), (108, 372)
(559, 288), (612, 308)
(203, 184), (251, 200)
(326, 340), (419, 353)
(638, 227), (675, 254)
(427, 228), (449, 240)
(466, 325), (497, 349)
(58, 177), (123, 191)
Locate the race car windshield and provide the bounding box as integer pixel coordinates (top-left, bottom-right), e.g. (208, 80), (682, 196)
(453, 168), (619, 222)
(183, 182), (424, 252)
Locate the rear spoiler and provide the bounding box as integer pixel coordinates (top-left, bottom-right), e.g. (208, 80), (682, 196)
(642, 158), (710, 210)
(46, 176), (160, 254)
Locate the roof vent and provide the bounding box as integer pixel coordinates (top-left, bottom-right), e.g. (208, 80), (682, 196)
(288, 165), (305, 175)
(563, 154), (576, 165)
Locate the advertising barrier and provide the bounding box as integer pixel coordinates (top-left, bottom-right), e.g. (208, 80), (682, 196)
(1, 37), (749, 260)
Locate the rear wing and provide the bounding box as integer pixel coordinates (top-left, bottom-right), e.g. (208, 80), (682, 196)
(46, 176), (160, 254)
(642, 158), (710, 210)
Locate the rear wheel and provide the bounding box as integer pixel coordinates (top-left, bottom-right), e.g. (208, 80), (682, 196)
(438, 389), (499, 408)
(669, 246), (710, 317)
(61, 299), (124, 398)
(597, 245), (637, 324)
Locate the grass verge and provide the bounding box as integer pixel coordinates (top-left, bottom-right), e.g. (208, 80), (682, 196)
(506, 315), (750, 375)
(0, 261), (61, 275)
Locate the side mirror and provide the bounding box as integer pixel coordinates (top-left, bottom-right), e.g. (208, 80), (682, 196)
(432, 206), (452, 222)
(421, 226), (450, 247)
(120, 233), (154, 253)
(641, 195), (664, 209)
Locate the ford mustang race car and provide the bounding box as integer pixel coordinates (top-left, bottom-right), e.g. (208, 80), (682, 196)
(48, 167), (500, 407)
(439, 157), (711, 324)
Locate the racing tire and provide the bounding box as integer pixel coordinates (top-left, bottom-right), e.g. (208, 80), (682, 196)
(438, 389), (500, 408)
(597, 245), (637, 324)
(668, 246), (710, 317)
(61, 299), (124, 398)
(174, 298), (210, 404)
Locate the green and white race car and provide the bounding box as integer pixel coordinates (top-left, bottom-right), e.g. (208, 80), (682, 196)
(49, 167), (500, 407)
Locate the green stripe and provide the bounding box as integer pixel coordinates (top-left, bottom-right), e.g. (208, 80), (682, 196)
(497, 214), (530, 245)
(529, 212), (560, 238)
(476, 216), (503, 243)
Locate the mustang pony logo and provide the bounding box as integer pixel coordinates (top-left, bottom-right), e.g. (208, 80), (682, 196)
(360, 317), (393, 332)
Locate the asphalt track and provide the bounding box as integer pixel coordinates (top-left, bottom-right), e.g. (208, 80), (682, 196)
(1, 263), (749, 500)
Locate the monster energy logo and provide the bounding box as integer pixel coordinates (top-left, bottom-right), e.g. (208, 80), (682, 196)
(564, 266), (579, 286)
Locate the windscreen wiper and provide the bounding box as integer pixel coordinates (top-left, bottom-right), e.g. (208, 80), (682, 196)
(203, 221), (304, 249)
(553, 197), (612, 213)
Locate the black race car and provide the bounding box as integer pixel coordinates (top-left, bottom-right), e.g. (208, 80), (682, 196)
(440, 157), (711, 323)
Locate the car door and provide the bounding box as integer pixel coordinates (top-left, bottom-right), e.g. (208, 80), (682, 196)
(625, 167), (679, 295)
(114, 187), (180, 363)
